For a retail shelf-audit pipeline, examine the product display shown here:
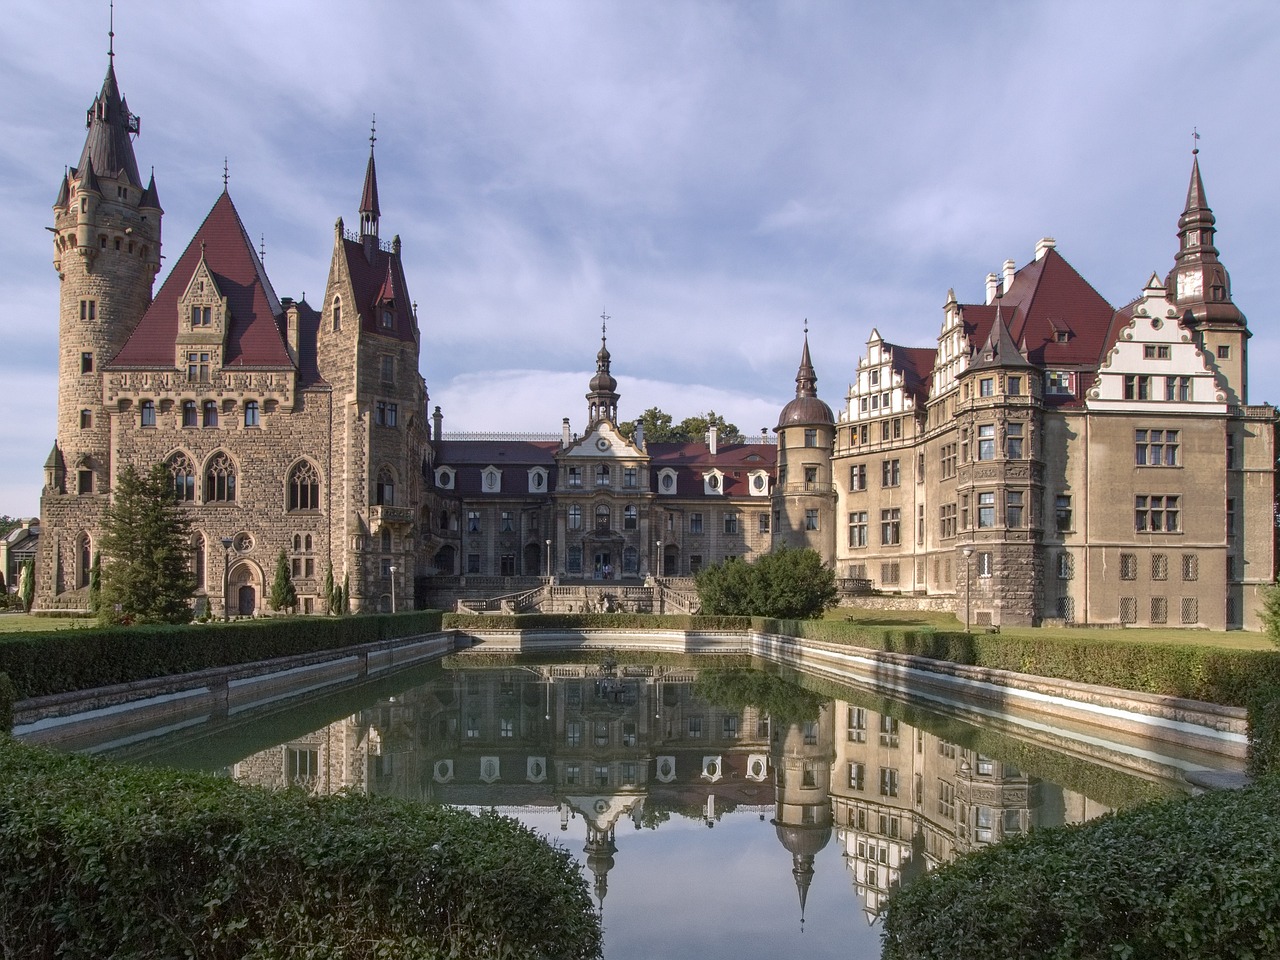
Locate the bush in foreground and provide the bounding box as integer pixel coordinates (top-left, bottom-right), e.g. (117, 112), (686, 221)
(0, 737), (601, 959)
(881, 775), (1280, 960)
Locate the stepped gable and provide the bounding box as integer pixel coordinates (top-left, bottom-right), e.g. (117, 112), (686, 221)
(341, 239), (417, 343)
(647, 441), (776, 496)
(109, 191), (290, 369)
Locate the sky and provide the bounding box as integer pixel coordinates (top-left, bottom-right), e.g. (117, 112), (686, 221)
(3, 1), (1278, 517)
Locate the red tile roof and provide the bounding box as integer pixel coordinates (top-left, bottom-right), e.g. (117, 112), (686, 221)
(887, 345), (936, 398)
(109, 191), (292, 370)
(341, 239), (417, 343)
(995, 248), (1116, 367)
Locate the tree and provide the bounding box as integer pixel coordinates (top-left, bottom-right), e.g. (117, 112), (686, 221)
(341, 573), (351, 615)
(269, 550), (297, 614)
(0, 516), (21, 540)
(619, 407), (745, 444)
(88, 551), (101, 616)
(1260, 580), (1280, 647)
(696, 547), (836, 619)
(323, 564), (336, 616)
(98, 464), (194, 624)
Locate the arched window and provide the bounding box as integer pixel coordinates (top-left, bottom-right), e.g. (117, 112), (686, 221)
(168, 453), (196, 501)
(182, 400), (197, 427)
(568, 504), (582, 530)
(381, 528), (392, 552)
(623, 504), (638, 530)
(205, 452), (237, 502)
(595, 505), (611, 530)
(192, 533), (206, 589)
(304, 534), (312, 551)
(244, 401), (259, 428)
(77, 533), (91, 589)
(439, 510), (449, 530)
(202, 401), (218, 428)
(375, 467), (395, 506)
(332, 297), (342, 332)
(288, 460), (321, 511)
(140, 400), (155, 428)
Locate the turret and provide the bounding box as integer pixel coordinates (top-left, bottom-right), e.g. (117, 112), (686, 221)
(773, 331), (836, 562)
(585, 313), (620, 426)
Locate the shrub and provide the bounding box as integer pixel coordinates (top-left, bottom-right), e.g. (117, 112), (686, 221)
(0, 672), (13, 734)
(881, 775), (1280, 960)
(0, 738), (602, 959)
(1248, 685), (1280, 778)
(0, 610), (444, 700)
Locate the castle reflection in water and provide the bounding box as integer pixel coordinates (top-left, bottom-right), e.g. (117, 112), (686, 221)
(229, 658), (1113, 924)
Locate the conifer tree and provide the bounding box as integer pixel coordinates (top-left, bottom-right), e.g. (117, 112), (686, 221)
(269, 550), (297, 614)
(98, 464), (194, 624)
(341, 573), (351, 615)
(323, 564), (336, 615)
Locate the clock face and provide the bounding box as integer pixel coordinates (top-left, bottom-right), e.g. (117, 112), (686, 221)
(596, 437), (610, 451)
(1177, 271), (1203, 301)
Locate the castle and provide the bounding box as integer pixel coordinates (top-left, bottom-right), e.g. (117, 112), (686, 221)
(36, 47), (1276, 629)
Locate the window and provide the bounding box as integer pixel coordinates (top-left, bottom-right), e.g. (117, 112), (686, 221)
(1226, 433), (1237, 470)
(724, 512), (739, 534)
(567, 466), (582, 488)
(1119, 553), (1137, 580)
(881, 459), (900, 487)
(758, 512), (769, 533)
(595, 505), (610, 530)
(288, 460), (320, 511)
(1008, 376), (1022, 396)
(804, 465), (818, 489)
(500, 554), (516, 575)
(1151, 553), (1168, 581)
(688, 716), (703, 738)
(879, 767), (899, 798)
(690, 513), (703, 534)
(568, 505), (582, 530)
(374, 401), (398, 427)
(1057, 552), (1073, 579)
(939, 503), (957, 539)
(1055, 495), (1072, 532)
(186, 352), (210, 382)
(978, 491), (995, 528)
(79, 409), (92, 430)
(380, 528), (392, 552)
(1006, 422), (1023, 458)
(917, 503), (925, 545)
(1144, 344), (1171, 360)
(881, 420), (891, 441)
(1181, 597), (1199, 625)
(624, 505), (638, 530)
(1226, 498), (1236, 537)
(880, 508), (900, 545)
(1135, 495), (1179, 532)
(182, 401), (197, 427)
(596, 465), (610, 487)
(1124, 375), (1152, 400)
(380, 356), (394, 383)
(849, 763), (866, 791)
(1151, 596), (1168, 624)
(938, 781), (956, 820)
(567, 547), (582, 574)
(804, 428), (817, 447)
(723, 716), (740, 739)
(78, 469), (94, 494)
(1165, 376), (1191, 402)
(1135, 429), (1179, 466)
(940, 443), (957, 478)
(500, 511), (515, 533)
(381, 307), (394, 329)
(850, 463), (867, 491)
(374, 468), (395, 506)
(1182, 553), (1198, 581)
(880, 561), (900, 585)
(977, 552), (993, 577)
(847, 707), (867, 742)
(242, 400), (259, 428)
(332, 297), (341, 331)
(979, 377), (994, 397)
(191, 305), (212, 327)
(1006, 490), (1024, 527)
(140, 400), (155, 427)
(466, 553), (481, 574)
(467, 511), (481, 533)
(805, 509), (818, 531)
(1217, 345), (1231, 360)
(80, 352), (94, 374)
(977, 424), (995, 460)
(202, 400), (218, 428)
(623, 467), (638, 488)
(879, 716), (900, 748)
(1046, 371), (1072, 395)
(204, 452), (237, 502)
(168, 453), (196, 501)
(1120, 596), (1137, 623)
(848, 511), (868, 548)
(79, 299), (97, 321)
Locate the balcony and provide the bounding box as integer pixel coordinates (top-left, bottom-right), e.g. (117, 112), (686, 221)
(370, 504), (413, 528)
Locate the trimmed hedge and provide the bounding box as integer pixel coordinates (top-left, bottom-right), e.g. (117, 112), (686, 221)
(0, 610), (443, 700)
(0, 671), (12, 734)
(881, 774), (1280, 960)
(1248, 686), (1280, 778)
(0, 736), (601, 959)
(444, 612), (753, 632)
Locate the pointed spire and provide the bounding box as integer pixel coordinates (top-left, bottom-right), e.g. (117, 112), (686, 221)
(777, 324), (834, 428)
(971, 302), (1032, 370)
(360, 116), (381, 239)
(54, 169), (70, 209)
(77, 34), (142, 188)
(795, 327), (818, 399)
(1166, 146), (1243, 327)
(138, 168), (161, 211)
(586, 309), (619, 425)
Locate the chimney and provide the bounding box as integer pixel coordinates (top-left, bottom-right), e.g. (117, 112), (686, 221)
(1035, 237), (1057, 261)
(562, 418), (572, 448)
(285, 301), (300, 364)
(432, 405), (443, 442)
(635, 423), (645, 450)
(985, 272), (1000, 305)
(1002, 259), (1016, 295)
(708, 424), (718, 455)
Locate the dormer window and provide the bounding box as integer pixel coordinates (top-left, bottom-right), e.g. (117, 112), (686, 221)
(658, 468), (677, 494)
(482, 467), (502, 492)
(435, 466), (455, 490)
(381, 307), (394, 329)
(528, 467), (547, 493)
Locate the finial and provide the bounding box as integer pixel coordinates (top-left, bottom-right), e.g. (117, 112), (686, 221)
(222, 158), (229, 190)
(1192, 127), (1200, 156)
(200, 239), (206, 258)
(600, 308), (610, 339)
(803, 317), (809, 336)
(259, 234), (266, 261)
(108, 0), (115, 62)
(370, 115), (377, 153)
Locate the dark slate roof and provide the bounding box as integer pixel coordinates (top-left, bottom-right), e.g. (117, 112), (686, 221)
(293, 299), (327, 389)
(648, 442), (777, 497)
(341, 239), (417, 343)
(435, 441), (561, 496)
(77, 62), (142, 187)
(888, 344), (936, 398)
(778, 336), (834, 428)
(996, 248), (1116, 367)
(109, 191), (291, 370)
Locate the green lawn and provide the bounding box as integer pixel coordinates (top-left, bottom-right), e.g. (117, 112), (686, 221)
(831, 605), (1275, 651)
(0, 614), (96, 634)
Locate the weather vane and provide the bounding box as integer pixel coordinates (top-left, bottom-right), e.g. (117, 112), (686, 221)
(1192, 127), (1200, 156)
(222, 157), (229, 190)
(108, 0), (115, 61)
(600, 308), (609, 338)
(370, 115), (377, 151)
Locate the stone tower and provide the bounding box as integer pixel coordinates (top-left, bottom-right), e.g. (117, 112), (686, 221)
(772, 333), (836, 564)
(41, 48), (161, 601)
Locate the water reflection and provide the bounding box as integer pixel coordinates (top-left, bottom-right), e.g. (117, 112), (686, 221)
(219, 656), (1119, 932)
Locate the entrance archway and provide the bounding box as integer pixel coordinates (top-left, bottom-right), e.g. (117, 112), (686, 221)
(237, 584), (257, 616)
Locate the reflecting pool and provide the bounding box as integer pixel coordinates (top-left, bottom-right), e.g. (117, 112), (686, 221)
(105, 653), (1193, 959)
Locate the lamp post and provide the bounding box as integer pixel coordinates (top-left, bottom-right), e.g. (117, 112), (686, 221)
(389, 564), (397, 613)
(545, 538), (552, 579)
(221, 537), (234, 621)
(655, 539), (662, 578)
(962, 546), (974, 632)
